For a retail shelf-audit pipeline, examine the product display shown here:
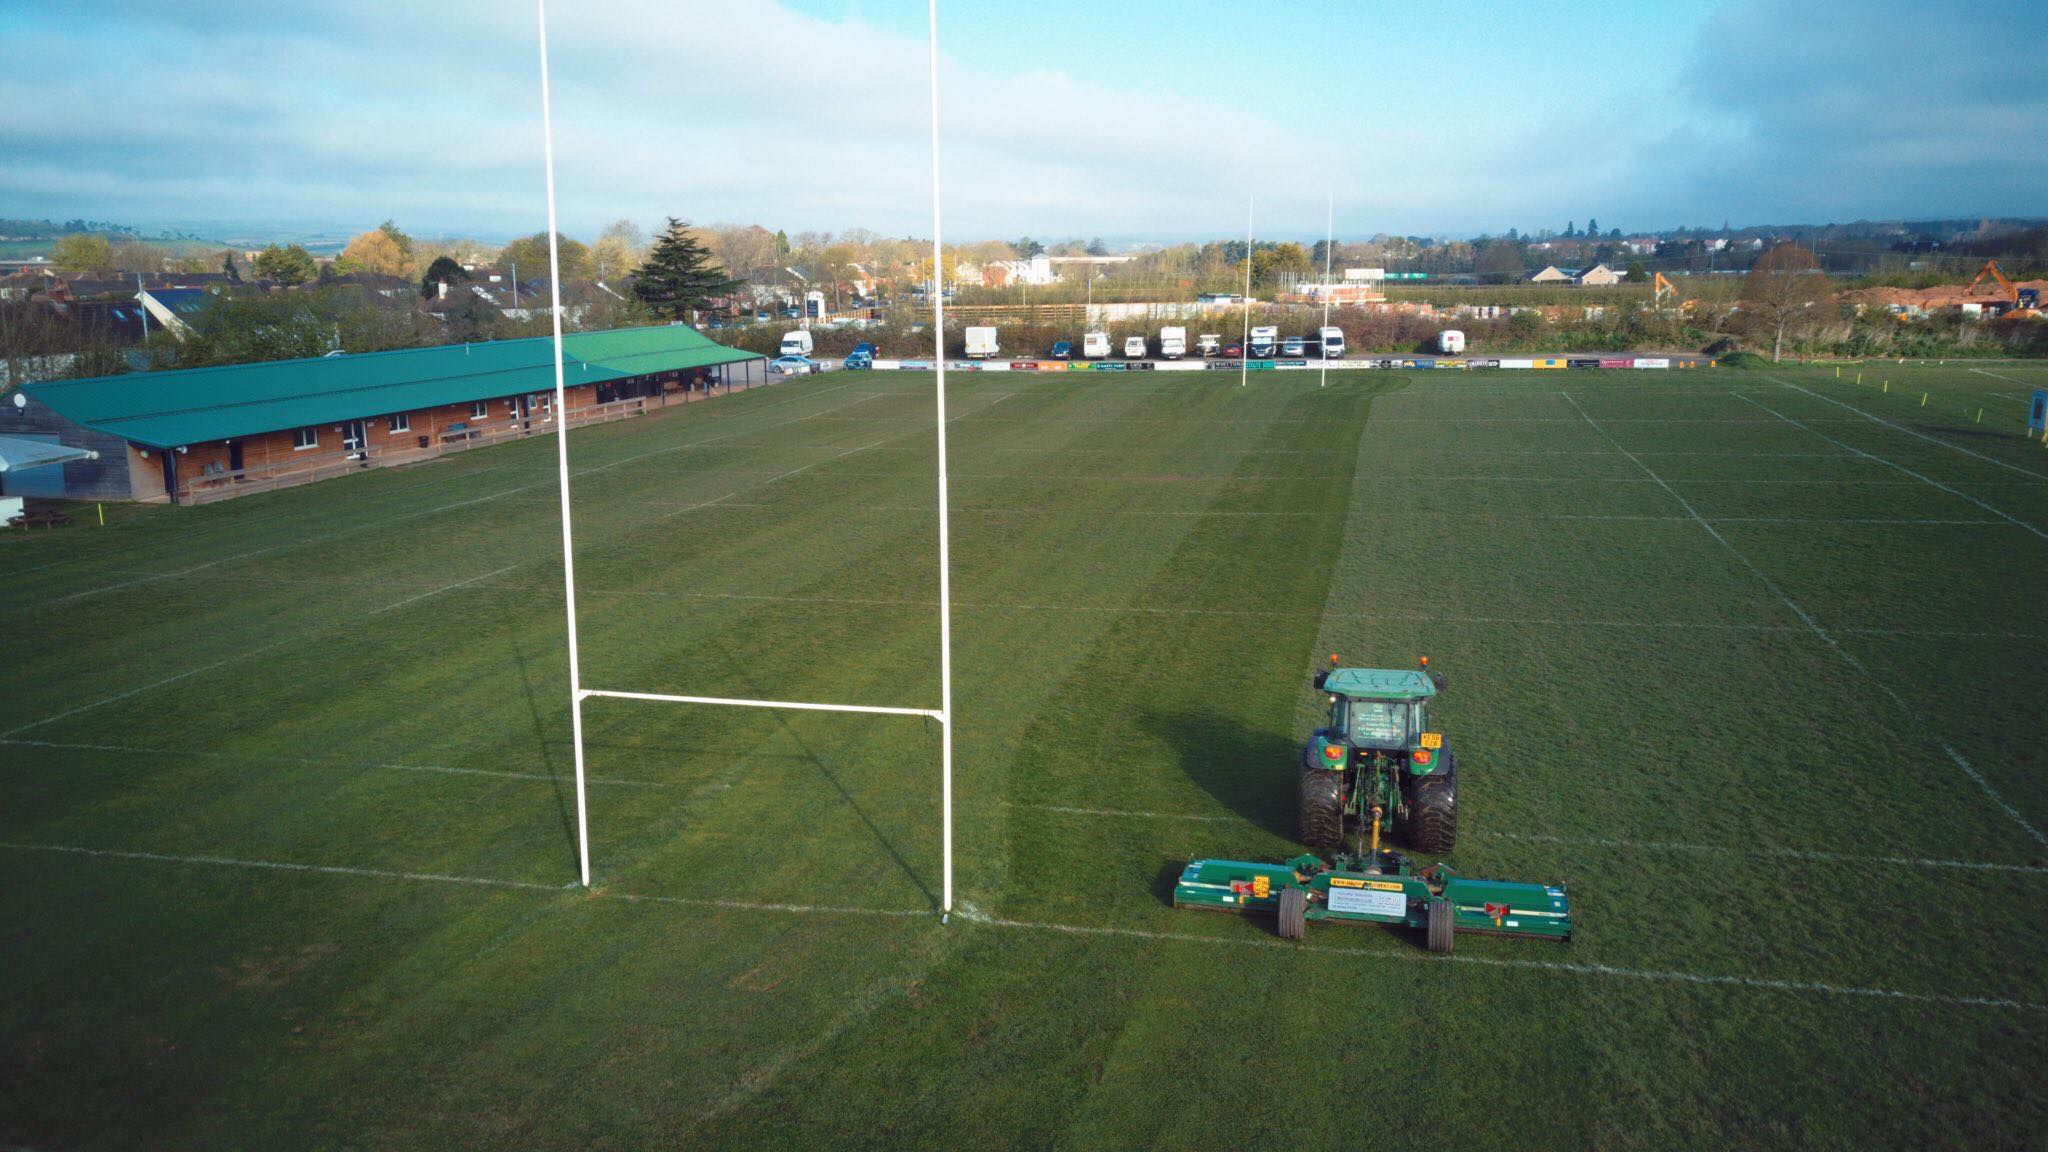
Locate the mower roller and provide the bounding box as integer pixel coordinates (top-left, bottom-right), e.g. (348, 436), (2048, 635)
(1173, 656), (1573, 950)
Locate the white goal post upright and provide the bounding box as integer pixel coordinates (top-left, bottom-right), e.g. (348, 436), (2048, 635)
(533, 0), (954, 915)
(1240, 193), (1252, 388)
(535, 0), (593, 889)
(926, 0), (956, 922)
(1320, 192), (1333, 389)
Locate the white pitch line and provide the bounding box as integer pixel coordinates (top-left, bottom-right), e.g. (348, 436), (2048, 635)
(570, 586), (2046, 640)
(1011, 803), (2047, 873)
(0, 839), (565, 892)
(1969, 367), (2045, 391)
(1, 565), (516, 739)
(1563, 390), (2046, 849)
(0, 840), (928, 920)
(1777, 380), (2048, 481)
(0, 738), (671, 789)
(46, 544), (283, 606)
(948, 907), (2044, 1013)
(1745, 385), (2048, 540)
(1479, 831), (2048, 875)
(4, 838), (2034, 1012)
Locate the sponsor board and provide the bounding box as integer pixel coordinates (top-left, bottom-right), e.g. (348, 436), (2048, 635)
(1470, 358), (1501, 368)
(1498, 358), (1534, 369)
(896, 359), (932, 370)
(1154, 360), (1205, 372)
(1600, 358), (1632, 369)
(1010, 361), (1037, 371)
(1205, 361), (1241, 371)
(872, 359), (902, 370)
(1568, 358), (1601, 369)
(1534, 358), (1565, 369)
(1632, 358), (1670, 369)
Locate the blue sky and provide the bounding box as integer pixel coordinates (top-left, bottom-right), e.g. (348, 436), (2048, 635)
(0, 0), (2041, 244)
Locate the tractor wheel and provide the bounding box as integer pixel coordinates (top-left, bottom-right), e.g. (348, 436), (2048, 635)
(1426, 897), (1454, 953)
(1406, 776), (1457, 855)
(1277, 887), (1307, 941)
(1298, 766), (1346, 854)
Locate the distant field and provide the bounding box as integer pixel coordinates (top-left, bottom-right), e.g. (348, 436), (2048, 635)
(3, 363), (2045, 1149)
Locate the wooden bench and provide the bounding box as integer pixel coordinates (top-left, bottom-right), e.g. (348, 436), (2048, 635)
(7, 510), (74, 530)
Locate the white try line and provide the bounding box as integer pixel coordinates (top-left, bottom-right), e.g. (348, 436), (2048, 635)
(3, 838), (2034, 1012)
(581, 689), (942, 722)
(0, 737), (672, 789)
(1741, 387), (2048, 541)
(1, 565), (516, 739)
(1776, 380), (2048, 481)
(1562, 391), (2046, 849)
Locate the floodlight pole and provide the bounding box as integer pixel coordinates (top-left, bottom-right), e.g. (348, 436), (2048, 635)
(1241, 193), (1253, 388)
(536, 0), (592, 888)
(1321, 192), (1333, 388)
(926, 0), (955, 922)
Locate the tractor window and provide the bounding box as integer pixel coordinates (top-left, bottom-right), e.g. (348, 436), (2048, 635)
(1341, 700), (1412, 747)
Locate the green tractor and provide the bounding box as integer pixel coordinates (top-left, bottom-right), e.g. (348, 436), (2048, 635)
(1300, 658), (1455, 857)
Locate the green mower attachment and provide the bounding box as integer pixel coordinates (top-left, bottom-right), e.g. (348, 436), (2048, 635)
(1172, 850), (1571, 952)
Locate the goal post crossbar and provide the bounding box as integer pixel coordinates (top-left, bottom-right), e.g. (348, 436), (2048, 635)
(580, 689), (944, 722)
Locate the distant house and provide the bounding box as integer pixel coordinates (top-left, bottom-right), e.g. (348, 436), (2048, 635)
(1527, 266), (1576, 283)
(137, 287), (222, 338)
(1573, 264), (1623, 287)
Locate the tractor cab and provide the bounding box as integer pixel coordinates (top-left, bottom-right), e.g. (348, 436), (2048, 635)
(1316, 668), (1435, 752)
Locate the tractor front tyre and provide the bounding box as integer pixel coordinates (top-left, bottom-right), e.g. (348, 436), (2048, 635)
(1298, 766), (1346, 854)
(1406, 777), (1457, 855)
(1426, 896), (1454, 953)
(1277, 887), (1307, 941)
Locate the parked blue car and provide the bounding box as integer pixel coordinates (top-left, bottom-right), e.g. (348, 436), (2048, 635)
(845, 342), (877, 370)
(1050, 340), (1073, 359)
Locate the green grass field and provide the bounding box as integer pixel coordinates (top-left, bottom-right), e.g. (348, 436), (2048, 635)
(4, 361), (2047, 1150)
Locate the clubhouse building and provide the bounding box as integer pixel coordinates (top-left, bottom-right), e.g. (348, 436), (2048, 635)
(1, 325), (764, 504)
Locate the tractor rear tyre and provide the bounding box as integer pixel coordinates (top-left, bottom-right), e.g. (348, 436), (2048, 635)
(1298, 765), (1346, 854)
(1406, 776), (1457, 855)
(1277, 887), (1307, 941)
(1426, 896), (1454, 953)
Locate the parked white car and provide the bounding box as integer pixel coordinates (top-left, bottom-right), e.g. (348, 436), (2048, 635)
(1124, 335), (1147, 358)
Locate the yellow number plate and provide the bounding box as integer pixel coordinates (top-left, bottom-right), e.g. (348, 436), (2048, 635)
(1420, 732), (1443, 749)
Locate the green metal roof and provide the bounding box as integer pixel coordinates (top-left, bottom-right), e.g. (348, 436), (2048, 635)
(20, 324), (761, 450)
(1322, 669), (1437, 700)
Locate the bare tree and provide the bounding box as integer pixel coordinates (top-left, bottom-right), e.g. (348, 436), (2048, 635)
(1740, 243), (1834, 362)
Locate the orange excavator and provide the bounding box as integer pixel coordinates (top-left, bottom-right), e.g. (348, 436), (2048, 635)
(1963, 259), (2042, 315)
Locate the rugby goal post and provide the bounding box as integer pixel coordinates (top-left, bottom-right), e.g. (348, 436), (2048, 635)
(533, 0), (956, 917)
